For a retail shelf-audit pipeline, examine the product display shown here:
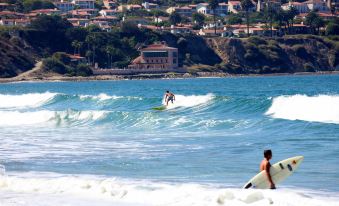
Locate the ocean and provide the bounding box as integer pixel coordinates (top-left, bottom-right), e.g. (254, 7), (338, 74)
(0, 75), (338, 205)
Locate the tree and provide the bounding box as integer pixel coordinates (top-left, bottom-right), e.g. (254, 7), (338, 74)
(227, 14), (243, 25)
(169, 12), (182, 25)
(22, 0), (55, 12)
(29, 15), (72, 32)
(305, 11), (324, 35)
(192, 13), (205, 26)
(241, 0), (254, 37)
(209, 0), (219, 35)
(72, 40), (79, 55)
(127, 0), (142, 4)
(326, 21), (339, 35)
(286, 6), (299, 33)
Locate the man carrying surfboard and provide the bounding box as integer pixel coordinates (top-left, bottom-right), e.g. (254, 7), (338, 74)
(164, 91), (175, 106)
(260, 150), (276, 189)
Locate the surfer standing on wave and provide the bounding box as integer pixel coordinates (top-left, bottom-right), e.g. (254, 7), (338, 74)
(164, 91), (175, 106)
(260, 149), (276, 189)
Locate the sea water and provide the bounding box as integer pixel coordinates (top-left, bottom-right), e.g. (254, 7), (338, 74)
(0, 75), (338, 205)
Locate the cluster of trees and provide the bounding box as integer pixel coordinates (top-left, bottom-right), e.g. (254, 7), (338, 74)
(15, 15), (162, 69)
(42, 52), (93, 76)
(4, 0), (55, 12)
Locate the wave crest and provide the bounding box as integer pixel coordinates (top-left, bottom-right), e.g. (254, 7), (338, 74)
(266, 94), (339, 124)
(163, 93), (215, 109)
(0, 92), (58, 108)
(0, 110), (107, 126)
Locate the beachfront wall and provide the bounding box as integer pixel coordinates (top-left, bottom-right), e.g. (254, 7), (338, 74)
(128, 43), (179, 70)
(92, 68), (186, 75)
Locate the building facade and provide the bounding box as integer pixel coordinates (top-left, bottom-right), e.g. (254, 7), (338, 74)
(129, 43), (179, 70)
(72, 0), (95, 9)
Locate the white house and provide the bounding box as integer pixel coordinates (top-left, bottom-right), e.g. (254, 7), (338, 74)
(281, 2), (309, 13)
(142, 2), (159, 10)
(196, 2), (228, 16)
(99, 9), (118, 16)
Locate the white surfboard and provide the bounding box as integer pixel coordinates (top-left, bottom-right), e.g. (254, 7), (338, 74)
(243, 156), (304, 189)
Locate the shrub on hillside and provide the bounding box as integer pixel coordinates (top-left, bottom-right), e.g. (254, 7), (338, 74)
(42, 57), (67, 74)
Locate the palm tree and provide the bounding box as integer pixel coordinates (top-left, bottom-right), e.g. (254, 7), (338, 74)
(209, 0), (219, 35)
(105, 46), (115, 68)
(77, 42), (83, 55)
(71, 40), (79, 55)
(241, 0), (254, 37)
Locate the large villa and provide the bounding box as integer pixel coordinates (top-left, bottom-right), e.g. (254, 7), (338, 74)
(128, 43), (179, 70)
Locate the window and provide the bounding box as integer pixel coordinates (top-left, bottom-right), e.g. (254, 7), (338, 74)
(173, 59), (177, 64)
(173, 52), (177, 57)
(143, 51), (168, 58)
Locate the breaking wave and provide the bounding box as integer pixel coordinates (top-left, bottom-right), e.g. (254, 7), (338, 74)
(0, 110), (107, 126)
(0, 172), (338, 206)
(163, 93), (215, 109)
(0, 92), (58, 108)
(266, 94), (339, 124)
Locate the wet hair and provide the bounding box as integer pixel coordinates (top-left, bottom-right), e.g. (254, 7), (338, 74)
(264, 150), (272, 158)
(166, 91), (169, 93)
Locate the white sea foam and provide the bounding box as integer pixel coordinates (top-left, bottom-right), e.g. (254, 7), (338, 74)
(266, 94), (339, 124)
(163, 93), (214, 109)
(0, 110), (107, 126)
(79, 93), (122, 101)
(0, 92), (58, 108)
(0, 172), (338, 206)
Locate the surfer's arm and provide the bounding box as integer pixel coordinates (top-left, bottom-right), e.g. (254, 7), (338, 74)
(265, 163), (275, 189)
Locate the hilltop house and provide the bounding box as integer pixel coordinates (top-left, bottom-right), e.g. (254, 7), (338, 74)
(103, 0), (117, 9)
(128, 43), (178, 70)
(72, 0), (95, 9)
(196, 3), (228, 16)
(228, 1), (242, 13)
(54, 0), (74, 12)
(281, 2), (309, 13)
(305, 0), (330, 12)
(166, 6), (193, 16)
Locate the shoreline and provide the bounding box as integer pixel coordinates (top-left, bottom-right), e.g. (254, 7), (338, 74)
(0, 71), (339, 83)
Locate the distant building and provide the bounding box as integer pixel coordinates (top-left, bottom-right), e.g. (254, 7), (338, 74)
(103, 0), (117, 9)
(0, 3), (14, 11)
(118, 4), (142, 11)
(142, 2), (159, 10)
(196, 3), (228, 16)
(54, 0), (74, 12)
(29, 8), (61, 16)
(228, 1), (242, 13)
(305, 0), (330, 12)
(129, 43), (179, 70)
(166, 6), (193, 16)
(99, 9), (118, 17)
(0, 18), (31, 27)
(72, 0), (95, 9)
(281, 2), (309, 13)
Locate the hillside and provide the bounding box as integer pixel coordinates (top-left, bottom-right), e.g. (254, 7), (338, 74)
(0, 36), (36, 78)
(207, 35), (339, 74)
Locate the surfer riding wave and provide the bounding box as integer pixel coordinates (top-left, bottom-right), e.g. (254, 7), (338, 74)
(164, 91), (175, 106)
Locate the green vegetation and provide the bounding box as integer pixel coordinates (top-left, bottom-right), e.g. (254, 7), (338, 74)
(240, 0), (255, 36)
(42, 52), (92, 76)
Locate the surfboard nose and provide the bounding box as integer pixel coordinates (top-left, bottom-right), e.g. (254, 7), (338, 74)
(292, 156), (304, 166)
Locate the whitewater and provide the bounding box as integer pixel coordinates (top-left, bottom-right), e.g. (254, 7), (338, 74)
(0, 75), (339, 206)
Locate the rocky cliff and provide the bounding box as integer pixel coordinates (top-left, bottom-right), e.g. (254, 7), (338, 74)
(206, 35), (339, 74)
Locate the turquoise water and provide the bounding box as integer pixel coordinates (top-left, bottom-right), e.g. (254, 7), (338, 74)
(0, 75), (339, 205)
